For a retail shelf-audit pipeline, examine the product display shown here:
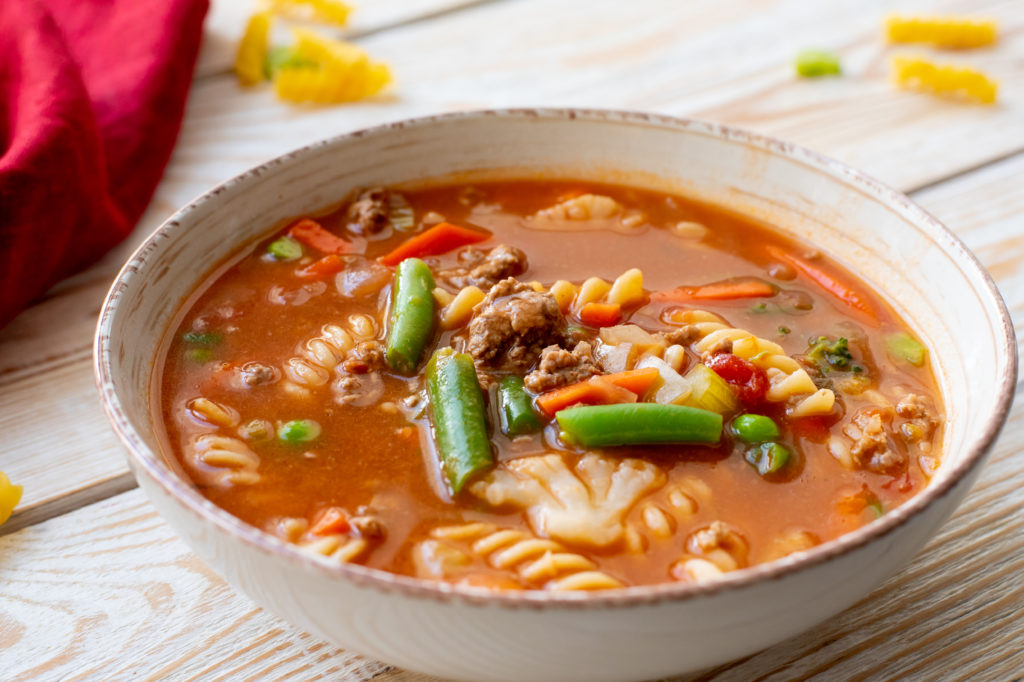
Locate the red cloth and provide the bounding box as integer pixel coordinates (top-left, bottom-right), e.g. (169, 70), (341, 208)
(0, 0), (209, 328)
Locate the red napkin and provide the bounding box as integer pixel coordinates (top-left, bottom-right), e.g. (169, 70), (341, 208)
(0, 0), (209, 328)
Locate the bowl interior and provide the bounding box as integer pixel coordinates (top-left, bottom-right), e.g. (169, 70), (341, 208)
(97, 110), (1015, 590)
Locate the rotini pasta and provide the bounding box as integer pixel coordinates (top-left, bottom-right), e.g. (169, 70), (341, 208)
(268, 0), (352, 26)
(891, 56), (998, 104)
(440, 285), (485, 329)
(274, 29), (391, 104)
(187, 397), (239, 427)
(284, 323), (355, 387)
(188, 434), (260, 486)
(679, 310), (835, 413)
(885, 15), (998, 49)
(422, 523), (622, 590)
(0, 470), (23, 526)
(270, 515), (369, 563)
(558, 268), (647, 317)
(235, 11), (272, 86)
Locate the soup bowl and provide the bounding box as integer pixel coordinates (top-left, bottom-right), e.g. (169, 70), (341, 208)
(94, 109), (1016, 682)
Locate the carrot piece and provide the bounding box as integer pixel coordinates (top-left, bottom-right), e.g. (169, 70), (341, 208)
(289, 219), (354, 255)
(378, 222), (490, 267)
(651, 278), (776, 302)
(600, 367), (661, 396)
(297, 254), (345, 279)
(309, 507), (350, 536)
(535, 368), (659, 417)
(579, 302), (622, 327)
(536, 377), (638, 417)
(765, 245), (878, 323)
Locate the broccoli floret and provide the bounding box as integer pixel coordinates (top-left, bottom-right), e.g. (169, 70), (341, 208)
(806, 336), (853, 371)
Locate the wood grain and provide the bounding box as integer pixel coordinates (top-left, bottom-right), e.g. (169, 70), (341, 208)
(2, 0), (1023, 526)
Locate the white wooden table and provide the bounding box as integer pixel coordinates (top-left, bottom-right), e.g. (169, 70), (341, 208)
(2, 1), (1023, 679)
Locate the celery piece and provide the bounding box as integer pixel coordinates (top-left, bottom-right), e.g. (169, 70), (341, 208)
(268, 236), (303, 261)
(683, 363), (740, 415)
(885, 332), (927, 367)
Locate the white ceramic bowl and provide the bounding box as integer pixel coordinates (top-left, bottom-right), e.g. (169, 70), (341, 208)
(95, 109), (1016, 682)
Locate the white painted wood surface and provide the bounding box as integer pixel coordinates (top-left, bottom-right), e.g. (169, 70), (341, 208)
(1, 0), (1022, 678)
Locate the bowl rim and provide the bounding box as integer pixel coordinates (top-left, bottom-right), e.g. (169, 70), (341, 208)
(94, 107), (1018, 609)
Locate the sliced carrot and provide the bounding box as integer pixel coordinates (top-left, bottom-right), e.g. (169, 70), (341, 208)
(309, 507), (350, 536)
(289, 219), (353, 255)
(536, 377), (637, 417)
(378, 222), (490, 267)
(534, 368), (660, 417)
(652, 278), (777, 302)
(765, 245), (878, 323)
(296, 254), (345, 279)
(579, 301), (622, 327)
(600, 367), (661, 396)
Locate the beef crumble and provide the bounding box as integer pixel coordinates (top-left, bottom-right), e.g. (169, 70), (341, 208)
(440, 244), (528, 290)
(345, 187), (391, 235)
(466, 278), (566, 375)
(524, 341), (600, 392)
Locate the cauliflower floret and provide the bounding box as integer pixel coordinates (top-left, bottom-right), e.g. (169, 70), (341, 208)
(469, 453), (665, 548)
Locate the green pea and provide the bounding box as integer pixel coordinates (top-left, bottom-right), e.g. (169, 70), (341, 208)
(731, 414), (780, 444)
(278, 419), (321, 443)
(183, 331), (221, 346)
(268, 236), (303, 261)
(745, 442), (791, 475)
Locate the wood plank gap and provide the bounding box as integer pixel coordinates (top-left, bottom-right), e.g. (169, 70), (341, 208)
(906, 146), (1024, 197)
(0, 473), (136, 537)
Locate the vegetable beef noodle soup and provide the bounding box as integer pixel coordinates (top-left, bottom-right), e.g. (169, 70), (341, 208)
(157, 181), (943, 591)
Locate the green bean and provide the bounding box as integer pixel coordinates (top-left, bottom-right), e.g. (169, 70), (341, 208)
(267, 236), (303, 260)
(744, 442), (790, 475)
(185, 348), (212, 363)
(556, 403), (722, 448)
(731, 414), (780, 444)
(386, 258), (436, 374)
(278, 419), (321, 443)
(497, 376), (542, 437)
(425, 349), (494, 493)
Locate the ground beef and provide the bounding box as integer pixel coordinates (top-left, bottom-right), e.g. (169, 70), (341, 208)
(335, 372), (385, 407)
(659, 325), (700, 347)
(349, 514), (386, 539)
(466, 278), (566, 373)
(239, 362), (279, 386)
(440, 244), (528, 290)
(896, 393), (940, 446)
(342, 341), (386, 374)
(845, 408), (906, 473)
(345, 187), (390, 235)
(703, 337), (733, 357)
(524, 341), (600, 392)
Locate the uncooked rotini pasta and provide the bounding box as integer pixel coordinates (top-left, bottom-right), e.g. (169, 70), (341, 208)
(274, 62), (391, 104)
(234, 11), (272, 86)
(284, 323), (355, 387)
(188, 434), (260, 486)
(423, 523), (622, 590)
(268, 0), (352, 26)
(0, 470), (23, 526)
(885, 15), (998, 49)
(891, 56), (998, 104)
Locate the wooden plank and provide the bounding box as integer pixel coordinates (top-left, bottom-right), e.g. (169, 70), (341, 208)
(0, 491), (388, 682)
(2, 0), (1024, 526)
(0, 391), (1020, 680)
(195, 0), (501, 79)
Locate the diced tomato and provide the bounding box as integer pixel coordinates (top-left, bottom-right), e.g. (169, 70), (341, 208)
(704, 353), (768, 406)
